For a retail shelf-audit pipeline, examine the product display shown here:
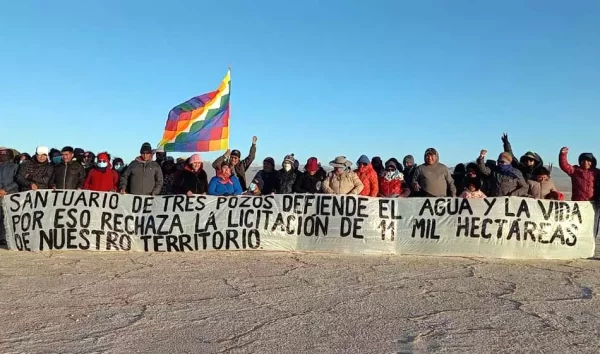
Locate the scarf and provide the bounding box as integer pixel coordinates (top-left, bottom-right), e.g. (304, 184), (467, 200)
(217, 172), (233, 185)
(383, 170), (402, 181)
(497, 164), (520, 179)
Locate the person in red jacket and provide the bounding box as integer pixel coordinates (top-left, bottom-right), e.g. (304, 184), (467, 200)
(84, 152), (119, 192)
(558, 147), (598, 201)
(378, 159), (410, 198)
(355, 155), (379, 197)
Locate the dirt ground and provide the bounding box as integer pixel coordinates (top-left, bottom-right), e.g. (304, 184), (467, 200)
(1, 251), (600, 353)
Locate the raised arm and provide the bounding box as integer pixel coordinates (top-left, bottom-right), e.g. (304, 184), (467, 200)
(501, 133), (519, 168)
(558, 147), (574, 176)
(241, 136), (257, 170)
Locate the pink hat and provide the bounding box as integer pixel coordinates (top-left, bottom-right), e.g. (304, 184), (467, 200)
(189, 154), (202, 163)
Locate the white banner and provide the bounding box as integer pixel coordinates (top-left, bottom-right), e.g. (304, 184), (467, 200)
(1, 190), (597, 259)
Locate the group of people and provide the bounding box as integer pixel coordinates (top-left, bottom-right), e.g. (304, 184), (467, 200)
(0, 134), (598, 204)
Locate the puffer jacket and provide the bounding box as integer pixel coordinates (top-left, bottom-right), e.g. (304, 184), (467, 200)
(559, 152), (598, 201)
(275, 169), (297, 194)
(84, 164), (119, 192)
(16, 158), (54, 191)
(477, 157), (528, 197)
(293, 169), (326, 194)
(0, 161), (19, 194)
(51, 161), (86, 189)
(322, 171), (364, 195)
(119, 158), (163, 196)
(355, 163), (379, 197)
(378, 171), (410, 198)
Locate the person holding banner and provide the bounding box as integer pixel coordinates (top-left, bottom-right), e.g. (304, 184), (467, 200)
(84, 152), (119, 192)
(477, 150), (528, 197)
(211, 136), (257, 191)
(322, 156), (364, 195)
(208, 163), (242, 196)
(50, 146), (86, 190)
(412, 148), (456, 197)
(119, 142), (163, 196)
(16, 146), (54, 191)
(180, 154), (208, 196)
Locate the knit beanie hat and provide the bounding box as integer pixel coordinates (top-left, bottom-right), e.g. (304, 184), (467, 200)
(189, 154), (202, 164)
(140, 142), (153, 154)
(283, 154), (295, 165)
(252, 177), (265, 191)
(305, 157), (319, 172)
(263, 157), (275, 167)
(357, 155), (370, 165)
(97, 152), (110, 162)
(498, 152), (513, 164)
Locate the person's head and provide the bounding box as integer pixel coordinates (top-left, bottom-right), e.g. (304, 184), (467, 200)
(424, 148), (438, 165)
(96, 152), (110, 169)
(140, 142), (153, 162)
(230, 150), (241, 166)
(35, 146), (49, 163)
(293, 159), (300, 171)
(329, 156), (351, 175)
(485, 159), (496, 169)
(0, 147), (14, 163)
(18, 153), (31, 164)
(536, 167), (551, 183)
(357, 155), (370, 171)
(155, 147), (167, 164)
(49, 148), (61, 165)
(497, 152), (513, 167)
(466, 177), (481, 192)
(520, 152), (538, 168)
(248, 178), (264, 195)
(263, 157), (275, 172)
(162, 156), (175, 172)
(189, 154), (203, 171)
(83, 151), (95, 165)
(403, 155), (415, 169)
(220, 162), (232, 178)
(466, 162), (479, 178)
(60, 146), (74, 163)
(453, 163), (466, 176)
(176, 157), (186, 171)
(384, 160), (398, 177)
(305, 157), (319, 176)
(578, 153), (595, 170)
(113, 158), (125, 172)
(282, 154), (295, 172)
(371, 156), (383, 169)
(73, 148), (85, 162)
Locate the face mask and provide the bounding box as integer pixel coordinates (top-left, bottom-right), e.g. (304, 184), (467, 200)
(97, 162), (108, 168)
(248, 183), (256, 191)
(52, 156), (62, 164)
(114, 164), (123, 171)
(283, 163), (292, 171)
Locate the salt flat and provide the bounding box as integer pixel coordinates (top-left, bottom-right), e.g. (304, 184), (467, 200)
(1, 251), (600, 353)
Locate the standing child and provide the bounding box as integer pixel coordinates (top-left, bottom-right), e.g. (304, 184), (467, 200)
(459, 178), (487, 199)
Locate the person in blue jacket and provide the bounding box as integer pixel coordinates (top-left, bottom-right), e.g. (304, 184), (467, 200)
(208, 163), (242, 196)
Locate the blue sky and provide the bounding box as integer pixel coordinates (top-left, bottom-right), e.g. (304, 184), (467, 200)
(1, 0), (599, 167)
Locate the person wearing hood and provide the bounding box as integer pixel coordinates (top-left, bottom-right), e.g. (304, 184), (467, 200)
(322, 156), (364, 195)
(536, 166), (562, 200)
(208, 162), (242, 196)
(16, 146), (54, 191)
(159, 156), (178, 195)
(84, 152), (119, 192)
(501, 133), (544, 198)
(294, 157), (326, 194)
(355, 155), (379, 197)
(254, 157), (278, 195)
(82, 151), (96, 176)
(180, 154), (208, 196)
(458, 162), (484, 194)
(154, 146), (167, 166)
(459, 177), (487, 199)
(452, 163), (466, 193)
(244, 177), (264, 196)
(15, 152), (31, 165)
(477, 150), (528, 197)
(275, 154), (297, 194)
(387, 158), (404, 173)
(119, 142), (163, 195)
(73, 148), (85, 163)
(211, 136), (257, 191)
(0, 148), (19, 196)
(112, 157), (126, 176)
(402, 155), (417, 194)
(49, 148), (62, 166)
(51, 146), (86, 190)
(371, 157), (384, 177)
(378, 159), (410, 198)
(559, 147), (597, 201)
(412, 148), (456, 197)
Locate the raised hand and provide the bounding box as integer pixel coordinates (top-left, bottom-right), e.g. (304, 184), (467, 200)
(501, 133), (509, 144)
(224, 149), (231, 157)
(252, 136), (258, 144)
(480, 149), (488, 158)
(560, 147), (569, 154)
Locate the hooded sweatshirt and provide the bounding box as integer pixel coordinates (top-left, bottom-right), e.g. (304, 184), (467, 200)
(559, 151), (598, 201)
(403, 155), (417, 192)
(412, 149), (456, 197)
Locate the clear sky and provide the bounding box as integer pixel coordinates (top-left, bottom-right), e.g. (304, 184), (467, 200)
(1, 0), (599, 167)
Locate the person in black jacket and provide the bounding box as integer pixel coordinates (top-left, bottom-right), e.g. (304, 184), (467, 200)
(253, 157), (278, 195)
(16, 146), (54, 191)
(294, 157), (326, 194)
(180, 154), (208, 196)
(51, 146), (86, 190)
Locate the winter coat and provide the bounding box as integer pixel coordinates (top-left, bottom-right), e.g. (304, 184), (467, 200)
(119, 158), (163, 196)
(254, 170), (278, 195)
(503, 141), (544, 180)
(322, 171), (364, 195)
(412, 149), (456, 197)
(0, 161), (19, 194)
(208, 175), (242, 196)
(161, 173), (176, 195)
(180, 167), (209, 194)
(16, 159), (54, 191)
(293, 169), (326, 194)
(51, 161), (86, 189)
(212, 144), (256, 191)
(477, 157), (528, 197)
(559, 152), (598, 201)
(84, 166), (119, 192)
(378, 171), (410, 198)
(355, 164), (379, 197)
(275, 169), (297, 194)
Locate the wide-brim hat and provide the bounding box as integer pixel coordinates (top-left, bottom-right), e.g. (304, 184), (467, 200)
(329, 156), (352, 168)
